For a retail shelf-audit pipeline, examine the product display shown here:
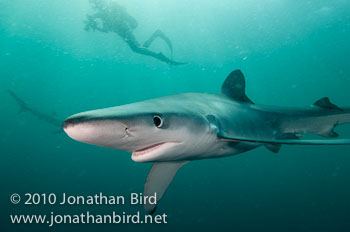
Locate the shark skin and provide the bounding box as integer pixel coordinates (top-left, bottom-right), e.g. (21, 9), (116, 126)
(63, 70), (350, 213)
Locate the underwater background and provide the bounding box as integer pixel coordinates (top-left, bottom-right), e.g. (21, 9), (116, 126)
(1, 0), (350, 231)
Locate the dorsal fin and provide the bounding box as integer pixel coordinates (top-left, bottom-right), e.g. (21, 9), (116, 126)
(221, 70), (254, 104)
(313, 97), (343, 111)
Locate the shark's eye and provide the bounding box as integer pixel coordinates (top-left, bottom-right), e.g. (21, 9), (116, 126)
(153, 115), (163, 128)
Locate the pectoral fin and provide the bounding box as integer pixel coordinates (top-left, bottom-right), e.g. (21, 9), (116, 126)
(218, 131), (350, 145)
(144, 161), (188, 214)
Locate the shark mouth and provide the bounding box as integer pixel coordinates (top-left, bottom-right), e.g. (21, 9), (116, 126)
(133, 143), (168, 156)
(131, 142), (180, 162)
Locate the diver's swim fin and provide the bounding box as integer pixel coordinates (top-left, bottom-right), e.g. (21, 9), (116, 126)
(143, 29), (173, 58)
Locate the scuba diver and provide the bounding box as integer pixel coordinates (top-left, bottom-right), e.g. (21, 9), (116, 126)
(85, 0), (185, 65)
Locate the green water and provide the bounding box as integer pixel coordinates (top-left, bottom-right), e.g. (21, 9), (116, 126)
(1, 0), (350, 231)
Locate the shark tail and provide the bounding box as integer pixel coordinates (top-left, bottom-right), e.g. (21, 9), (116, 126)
(218, 97), (350, 151)
(282, 97), (350, 139)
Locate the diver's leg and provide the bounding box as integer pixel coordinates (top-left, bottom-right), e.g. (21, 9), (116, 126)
(126, 38), (184, 65)
(123, 32), (184, 65)
(143, 30), (173, 58)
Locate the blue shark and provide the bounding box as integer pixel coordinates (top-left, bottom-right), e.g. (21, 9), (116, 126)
(63, 70), (350, 213)
(9, 90), (62, 130)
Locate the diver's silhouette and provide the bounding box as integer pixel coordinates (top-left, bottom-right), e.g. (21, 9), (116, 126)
(85, 0), (184, 65)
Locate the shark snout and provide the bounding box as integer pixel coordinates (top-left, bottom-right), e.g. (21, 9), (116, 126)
(63, 111), (130, 149)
